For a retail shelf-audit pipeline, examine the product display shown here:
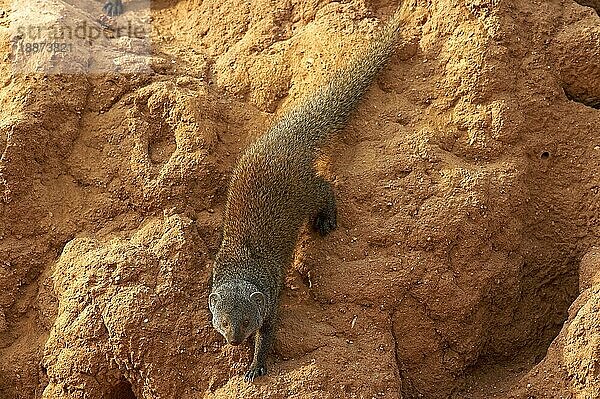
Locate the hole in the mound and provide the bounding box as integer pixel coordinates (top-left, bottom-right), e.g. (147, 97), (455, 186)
(540, 151), (550, 160)
(107, 380), (137, 399)
(148, 124), (177, 164)
(149, 136), (176, 164)
(573, 0), (600, 16)
(563, 87), (600, 110)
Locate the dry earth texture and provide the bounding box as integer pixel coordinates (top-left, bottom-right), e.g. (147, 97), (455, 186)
(0, 0), (599, 398)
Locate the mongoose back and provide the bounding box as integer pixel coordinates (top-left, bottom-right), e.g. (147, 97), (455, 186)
(209, 6), (410, 382)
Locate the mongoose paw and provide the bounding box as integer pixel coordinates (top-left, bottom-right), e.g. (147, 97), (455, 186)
(103, 0), (123, 16)
(244, 364), (267, 382)
(314, 208), (337, 236)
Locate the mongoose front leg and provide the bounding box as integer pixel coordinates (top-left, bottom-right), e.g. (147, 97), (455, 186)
(313, 178), (338, 236)
(244, 318), (275, 382)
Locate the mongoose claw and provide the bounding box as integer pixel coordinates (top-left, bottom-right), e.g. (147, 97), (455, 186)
(244, 365), (267, 382)
(103, 0), (123, 16)
(315, 209), (337, 236)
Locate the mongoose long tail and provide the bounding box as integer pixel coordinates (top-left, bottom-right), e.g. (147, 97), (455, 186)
(268, 5), (411, 148)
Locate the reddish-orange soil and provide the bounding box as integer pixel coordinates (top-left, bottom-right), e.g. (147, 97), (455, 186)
(0, 1), (599, 398)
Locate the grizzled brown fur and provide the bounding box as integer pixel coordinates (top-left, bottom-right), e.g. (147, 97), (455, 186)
(209, 6), (410, 382)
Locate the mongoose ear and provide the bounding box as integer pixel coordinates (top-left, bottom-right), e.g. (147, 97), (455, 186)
(209, 293), (221, 311)
(250, 291), (265, 311)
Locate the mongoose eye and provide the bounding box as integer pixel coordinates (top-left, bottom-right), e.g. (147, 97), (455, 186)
(243, 319), (250, 327)
(222, 320), (229, 328)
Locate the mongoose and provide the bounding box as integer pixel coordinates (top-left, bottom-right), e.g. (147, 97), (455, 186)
(103, 0), (123, 16)
(209, 6), (410, 382)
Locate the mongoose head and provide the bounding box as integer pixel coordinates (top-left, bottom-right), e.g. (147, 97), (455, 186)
(209, 281), (266, 346)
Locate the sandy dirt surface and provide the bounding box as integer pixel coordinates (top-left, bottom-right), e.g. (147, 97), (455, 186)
(0, 0), (599, 398)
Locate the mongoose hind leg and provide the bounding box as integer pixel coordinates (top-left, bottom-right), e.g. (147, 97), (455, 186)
(313, 178), (337, 236)
(245, 318), (275, 382)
